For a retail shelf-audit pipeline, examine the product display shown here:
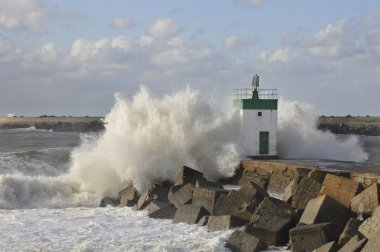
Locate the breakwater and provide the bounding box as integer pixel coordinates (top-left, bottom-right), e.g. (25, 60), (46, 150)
(0, 117), (104, 132)
(318, 116), (380, 136)
(101, 160), (380, 252)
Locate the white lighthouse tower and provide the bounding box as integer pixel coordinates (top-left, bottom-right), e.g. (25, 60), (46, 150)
(234, 75), (278, 158)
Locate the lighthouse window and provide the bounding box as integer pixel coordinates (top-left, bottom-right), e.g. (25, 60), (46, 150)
(258, 112), (262, 116)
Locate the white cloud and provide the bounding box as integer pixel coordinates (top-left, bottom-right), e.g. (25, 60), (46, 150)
(112, 17), (135, 29)
(224, 35), (256, 49)
(0, 0), (49, 33)
(148, 19), (178, 39)
(259, 48), (293, 63)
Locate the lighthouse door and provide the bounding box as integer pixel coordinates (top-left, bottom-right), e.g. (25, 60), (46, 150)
(259, 131), (269, 154)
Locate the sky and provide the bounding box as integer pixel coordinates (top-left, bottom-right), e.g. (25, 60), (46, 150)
(0, 0), (380, 116)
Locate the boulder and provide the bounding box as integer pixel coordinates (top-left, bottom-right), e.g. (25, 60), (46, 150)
(245, 215), (292, 246)
(361, 228), (380, 252)
(147, 200), (177, 219)
(338, 218), (363, 247)
(207, 215), (248, 232)
(225, 230), (267, 252)
(358, 205), (380, 239)
(292, 177), (322, 209)
(351, 183), (380, 214)
(174, 166), (204, 186)
(319, 174), (362, 208)
(299, 195), (353, 233)
(168, 184), (194, 208)
(173, 204), (209, 224)
(314, 241), (338, 252)
(99, 197), (120, 207)
(118, 185), (139, 207)
(289, 222), (339, 252)
(192, 187), (227, 212)
(282, 179), (297, 203)
(337, 235), (367, 252)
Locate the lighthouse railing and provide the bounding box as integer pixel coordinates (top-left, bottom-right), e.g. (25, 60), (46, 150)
(234, 88), (277, 101)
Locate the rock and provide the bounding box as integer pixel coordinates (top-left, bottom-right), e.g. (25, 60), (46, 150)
(147, 200), (177, 219)
(299, 195), (353, 233)
(207, 215), (248, 232)
(314, 241), (338, 252)
(251, 197), (293, 221)
(245, 215), (292, 246)
(136, 184), (170, 211)
(168, 184), (194, 208)
(100, 197), (120, 207)
(195, 179), (224, 189)
(361, 228), (380, 252)
(319, 174), (362, 208)
(292, 177), (322, 209)
(358, 205), (380, 239)
(197, 215), (209, 226)
(337, 235), (367, 252)
(289, 222), (339, 252)
(192, 187), (227, 212)
(308, 169), (327, 184)
(212, 182), (268, 221)
(118, 185), (139, 207)
(174, 166), (204, 186)
(173, 204), (209, 224)
(351, 183), (380, 214)
(267, 173), (292, 195)
(225, 230), (267, 252)
(338, 218), (363, 247)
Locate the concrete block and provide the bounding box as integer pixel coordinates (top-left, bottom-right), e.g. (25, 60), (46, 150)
(197, 215), (209, 227)
(282, 179), (297, 203)
(192, 187), (227, 212)
(174, 166), (204, 186)
(351, 183), (380, 214)
(319, 174), (362, 208)
(118, 185), (139, 207)
(289, 222), (339, 252)
(245, 215), (292, 246)
(207, 215), (248, 232)
(292, 177), (322, 209)
(99, 197), (120, 207)
(267, 173), (292, 195)
(173, 204), (209, 224)
(136, 184), (170, 210)
(338, 218), (363, 247)
(239, 181), (269, 200)
(195, 179), (223, 189)
(337, 235), (367, 252)
(252, 197), (293, 221)
(314, 241), (338, 252)
(308, 169), (327, 184)
(299, 195), (353, 233)
(147, 200), (176, 219)
(225, 230), (267, 252)
(358, 205), (380, 239)
(168, 184), (194, 208)
(361, 228), (380, 252)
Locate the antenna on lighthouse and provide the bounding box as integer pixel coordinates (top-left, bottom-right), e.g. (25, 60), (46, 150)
(252, 74), (259, 91)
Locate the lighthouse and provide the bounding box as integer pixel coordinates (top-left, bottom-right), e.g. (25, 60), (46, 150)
(234, 75), (278, 158)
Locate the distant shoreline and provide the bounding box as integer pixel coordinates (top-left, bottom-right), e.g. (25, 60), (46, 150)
(0, 116), (104, 132)
(317, 116), (380, 136)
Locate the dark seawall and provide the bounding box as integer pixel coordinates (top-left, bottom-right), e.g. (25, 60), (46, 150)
(0, 117), (104, 132)
(318, 116), (380, 136)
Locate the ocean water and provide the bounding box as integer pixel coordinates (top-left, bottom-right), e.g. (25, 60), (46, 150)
(0, 88), (378, 251)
